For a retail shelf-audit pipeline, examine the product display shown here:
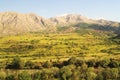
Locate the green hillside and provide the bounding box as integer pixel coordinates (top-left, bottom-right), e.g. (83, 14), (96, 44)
(0, 12), (120, 80)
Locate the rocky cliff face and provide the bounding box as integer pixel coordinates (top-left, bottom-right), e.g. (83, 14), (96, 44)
(0, 12), (55, 35)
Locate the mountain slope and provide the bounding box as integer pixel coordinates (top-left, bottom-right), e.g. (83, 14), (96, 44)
(0, 12), (55, 36)
(50, 14), (120, 27)
(0, 12), (119, 36)
(50, 14), (120, 35)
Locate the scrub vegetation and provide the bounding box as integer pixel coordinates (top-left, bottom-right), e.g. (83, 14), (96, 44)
(0, 32), (120, 80)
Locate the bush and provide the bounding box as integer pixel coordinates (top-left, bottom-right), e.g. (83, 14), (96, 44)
(85, 67), (97, 80)
(6, 56), (23, 69)
(108, 59), (119, 68)
(24, 61), (34, 69)
(96, 73), (103, 80)
(68, 57), (77, 65)
(110, 68), (119, 79)
(86, 59), (96, 67)
(18, 71), (32, 80)
(102, 68), (111, 80)
(32, 72), (41, 80)
(60, 66), (72, 80)
(43, 61), (52, 68)
(99, 59), (110, 68)
(5, 74), (15, 80)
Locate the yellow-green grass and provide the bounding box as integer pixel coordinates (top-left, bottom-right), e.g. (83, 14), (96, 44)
(0, 32), (119, 63)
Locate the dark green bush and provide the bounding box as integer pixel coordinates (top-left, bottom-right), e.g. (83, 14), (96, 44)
(5, 74), (15, 80)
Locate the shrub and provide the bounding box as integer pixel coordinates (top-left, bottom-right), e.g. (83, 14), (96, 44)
(5, 74), (15, 80)
(18, 71), (32, 80)
(96, 73), (103, 80)
(68, 57), (77, 65)
(99, 59), (110, 68)
(60, 66), (72, 80)
(85, 67), (97, 80)
(110, 68), (119, 79)
(32, 72), (41, 80)
(6, 56), (23, 69)
(102, 68), (111, 80)
(43, 61), (52, 68)
(108, 59), (119, 68)
(24, 61), (34, 69)
(86, 59), (96, 67)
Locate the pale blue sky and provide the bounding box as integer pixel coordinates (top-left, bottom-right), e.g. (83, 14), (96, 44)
(0, 0), (120, 21)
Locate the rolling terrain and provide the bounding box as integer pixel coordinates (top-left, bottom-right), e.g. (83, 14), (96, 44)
(0, 12), (120, 80)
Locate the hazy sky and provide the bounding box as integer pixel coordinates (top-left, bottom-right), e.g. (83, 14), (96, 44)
(0, 0), (120, 21)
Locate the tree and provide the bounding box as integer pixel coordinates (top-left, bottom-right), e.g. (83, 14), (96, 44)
(108, 59), (119, 68)
(85, 67), (97, 80)
(60, 66), (72, 80)
(43, 61), (52, 68)
(110, 68), (119, 79)
(99, 59), (110, 68)
(5, 56), (23, 69)
(24, 61), (34, 69)
(68, 57), (77, 65)
(96, 73), (103, 80)
(102, 68), (111, 80)
(32, 72), (41, 80)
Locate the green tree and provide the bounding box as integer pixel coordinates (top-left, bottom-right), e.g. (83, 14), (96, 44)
(25, 61), (34, 69)
(108, 59), (119, 68)
(96, 73), (103, 80)
(99, 59), (110, 68)
(102, 68), (111, 80)
(32, 72), (41, 80)
(11, 56), (23, 69)
(60, 66), (72, 80)
(85, 67), (97, 80)
(43, 61), (52, 68)
(110, 68), (119, 79)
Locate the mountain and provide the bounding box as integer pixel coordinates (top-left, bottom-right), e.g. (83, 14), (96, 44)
(50, 14), (96, 25)
(50, 14), (120, 34)
(0, 12), (56, 36)
(0, 12), (119, 36)
(50, 14), (120, 27)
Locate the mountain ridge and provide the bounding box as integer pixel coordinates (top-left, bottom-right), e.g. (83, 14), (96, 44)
(0, 12), (119, 36)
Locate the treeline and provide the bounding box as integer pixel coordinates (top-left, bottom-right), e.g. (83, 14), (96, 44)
(0, 57), (119, 80)
(5, 57), (120, 69)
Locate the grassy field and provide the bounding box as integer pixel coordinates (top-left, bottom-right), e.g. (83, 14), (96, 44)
(0, 32), (119, 63)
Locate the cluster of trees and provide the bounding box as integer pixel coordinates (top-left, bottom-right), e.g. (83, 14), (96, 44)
(1, 57), (119, 80)
(5, 57), (120, 69)
(1, 65), (120, 80)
